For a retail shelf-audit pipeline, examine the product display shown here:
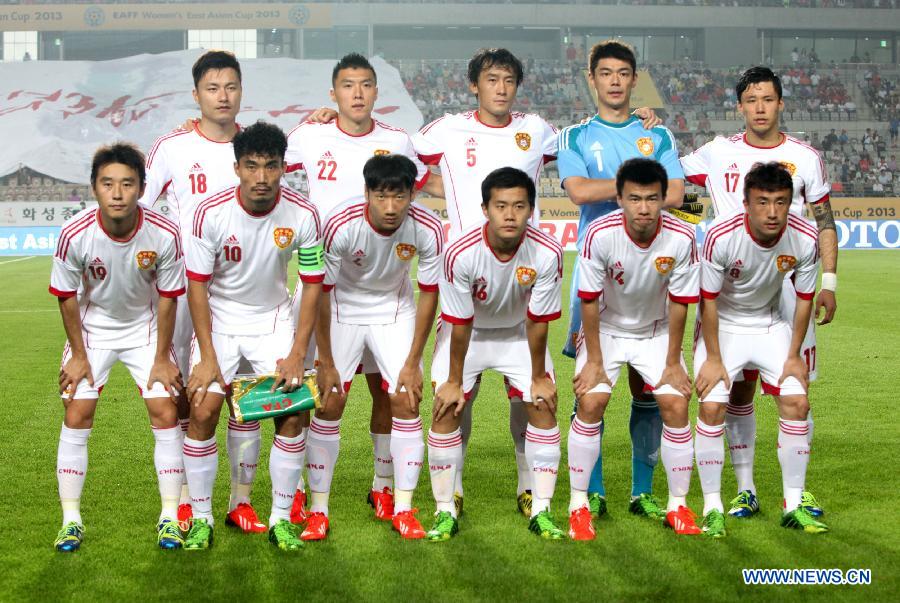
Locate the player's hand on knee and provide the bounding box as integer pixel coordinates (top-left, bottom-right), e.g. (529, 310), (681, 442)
(274, 353), (305, 392)
(657, 363), (692, 399)
(306, 107), (337, 124)
(573, 361), (609, 398)
(695, 359), (730, 401)
(396, 364), (423, 414)
(316, 365), (344, 413)
(433, 382), (466, 421)
(187, 358), (225, 406)
(779, 354), (809, 390)
(632, 107), (662, 129)
(147, 358), (183, 403)
(531, 376), (558, 414)
(815, 289), (837, 325)
(59, 353), (93, 398)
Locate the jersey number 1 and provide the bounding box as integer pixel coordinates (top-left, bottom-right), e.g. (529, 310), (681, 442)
(189, 173), (207, 195)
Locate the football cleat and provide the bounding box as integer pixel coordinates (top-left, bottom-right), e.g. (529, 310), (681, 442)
(588, 492), (608, 518)
(157, 518), (184, 550)
(454, 494), (464, 517)
(392, 509), (426, 539)
(517, 490), (533, 517)
(529, 510), (565, 540)
(426, 511), (459, 542)
(184, 518), (213, 550)
(301, 512), (329, 541)
(781, 508), (829, 534)
(665, 506), (702, 535)
(629, 493), (666, 522)
(567, 506), (596, 541)
(290, 489), (309, 525)
(177, 503), (193, 533)
(54, 522), (84, 552)
(702, 510), (727, 539)
(728, 490), (760, 518)
(367, 487), (394, 521)
(269, 519), (304, 551)
(225, 502), (267, 533)
(800, 491), (824, 517)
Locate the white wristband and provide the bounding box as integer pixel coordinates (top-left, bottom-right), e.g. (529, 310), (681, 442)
(821, 273), (837, 292)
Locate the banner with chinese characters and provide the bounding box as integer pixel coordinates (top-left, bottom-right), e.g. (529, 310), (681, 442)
(0, 50), (422, 185)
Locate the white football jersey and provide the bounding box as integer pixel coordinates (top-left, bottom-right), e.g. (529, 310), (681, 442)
(50, 207), (185, 349)
(413, 110), (558, 239)
(186, 185), (322, 336)
(578, 210), (699, 338)
(140, 123), (240, 234)
(701, 210), (819, 334)
(440, 223), (563, 329)
(681, 133), (830, 216)
(285, 119), (430, 217)
(322, 200), (443, 325)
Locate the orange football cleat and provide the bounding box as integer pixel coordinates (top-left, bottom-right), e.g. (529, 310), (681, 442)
(224, 502), (267, 533)
(392, 509), (426, 539)
(177, 503), (193, 533)
(568, 506), (596, 541)
(301, 512), (330, 541)
(290, 489), (309, 525)
(367, 487), (394, 521)
(666, 505), (702, 535)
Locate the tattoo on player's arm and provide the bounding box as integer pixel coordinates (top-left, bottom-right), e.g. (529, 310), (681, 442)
(812, 200), (836, 231)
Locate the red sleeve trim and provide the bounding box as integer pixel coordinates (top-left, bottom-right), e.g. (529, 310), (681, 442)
(577, 290), (602, 301)
(186, 270), (211, 283)
(441, 312), (473, 325)
(527, 309), (561, 323)
(685, 174), (708, 187)
(158, 287), (186, 298)
(418, 282), (438, 293)
(285, 162), (303, 174)
(700, 289), (719, 300)
(418, 152), (443, 166)
(812, 193), (830, 205)
(323, 284), (335, 292)
(796, 291), (815, 301)
(669, 293), (699, 304)
(415, 169), (431, 191)
(542, 154), (556, 165)
(299, 274), (325, 284)
(48, 286), (77, 299)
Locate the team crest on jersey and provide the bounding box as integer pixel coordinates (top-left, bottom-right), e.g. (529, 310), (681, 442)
(654, 256), (675, 275)
(273, 228), (295, 249)
(373, 149), (390, 156)
(776, 255), (797, 272)
(136, 251), (157, 270)
(779, 161), (797, 176)
(515, 132), (532, 151)
(395, 243), (417, 261)
(636, 137), (654, 156)
(516, 266), (537, 286)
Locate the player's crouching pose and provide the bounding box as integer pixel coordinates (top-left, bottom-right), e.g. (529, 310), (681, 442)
(182, 122), (323, 551)
(694, 162), (827, 535)
(51, 144), (186, 551)
(307, 154), (442, 541)
(430, 167), (565, 541)
(571, 158), (700, 539)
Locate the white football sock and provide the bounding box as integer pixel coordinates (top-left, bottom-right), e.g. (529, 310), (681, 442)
(390, 417), (424, 513)
(269, 434), (305, 525)
(524, 424), (561, 517)
(370, 432), (393, 492)
(227, 419), (260, 511)
(295, 427), (307, 493)
(306, 417), (341, 516)
(807, 409), (814, 446)
(568, 417), (601, 512)
(661, 424), (693, 512)
(725, 402), (756, 495)
(694, 420), (726, 515)
(177, 419), (190, 505)
(427, 429), (463, 517)
(778, 419), (810, 512)
(57, 424), (90, 526)
(183, 436), (218, 524)
(455, 398), (474, 498)
(152, 426), (184, 522)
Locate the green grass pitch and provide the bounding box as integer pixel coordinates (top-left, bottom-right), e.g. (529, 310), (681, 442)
(0, 252), (897, 602)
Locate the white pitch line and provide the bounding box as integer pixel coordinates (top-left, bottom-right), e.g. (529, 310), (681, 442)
(0, 256), (36, 265)
(0, 309), (56, 313)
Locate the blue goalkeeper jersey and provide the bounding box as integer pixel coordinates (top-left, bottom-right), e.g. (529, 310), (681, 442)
(556, 115), (684, 248)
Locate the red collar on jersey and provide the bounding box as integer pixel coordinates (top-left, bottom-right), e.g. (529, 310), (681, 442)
(236, 186), (280, 217)
(483, 222), (524, 262)
(622, 215), (661, 249)
(96, 206), (143, 243)
(192, 119), (241, 144)
(336, 118), (376, 138)
(743, 213), (786, 248)
(742, 131), (786, 150)
(474, 110), (513, 129)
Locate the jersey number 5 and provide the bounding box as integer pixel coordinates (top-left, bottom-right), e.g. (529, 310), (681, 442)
(189, 173), (207, 195)
(466, 148), (476, 167)
(317, 160), (337, 181)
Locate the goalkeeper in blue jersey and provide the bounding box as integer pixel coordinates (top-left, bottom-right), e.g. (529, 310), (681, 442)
(557, 40), (686, 520)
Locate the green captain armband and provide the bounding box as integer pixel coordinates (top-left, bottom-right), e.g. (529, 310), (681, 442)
(298, 243), (324, 273)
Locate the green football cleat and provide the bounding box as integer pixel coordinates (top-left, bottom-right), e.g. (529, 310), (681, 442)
(702, 509), (727, 539)
(184, 518), (214, 550)
(781, 507), (829, 534)
(454, 494), (464, 517)
(517, 490), (533, 517)
(588, 492), (608, 518)
(728, 490), (760, 518)
(268, 519), (304, 551)
(528, 510), (565, 540)
(157, 518), (184, 550)
(426, 511), (459, 542)
(54, 522), (84, 552)
(800, 491), (824, 517)
(629, 493), (666, 522)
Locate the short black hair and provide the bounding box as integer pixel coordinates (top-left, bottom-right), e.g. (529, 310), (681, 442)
(332, 52), (377, 86)
(736, 66), (782, 102)
(90, 143), (146, 187)
(232, 121), (287, 163)
(467, 48), (524, 87)
(589, 40), (637, 75)
(363, 154), (417, 192)
(481, 167), (536, 208)
(615, 158), (668, 198)
(743, 161), (794, 199)
(192, 50), (242, 88)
